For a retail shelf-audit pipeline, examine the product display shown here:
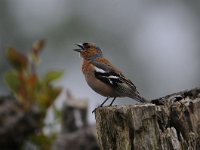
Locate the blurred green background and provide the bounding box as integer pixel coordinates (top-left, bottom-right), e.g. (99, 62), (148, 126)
(0, 0), (200, 123)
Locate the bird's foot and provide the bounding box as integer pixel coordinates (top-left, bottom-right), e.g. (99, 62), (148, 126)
(92, 105), (102, 113)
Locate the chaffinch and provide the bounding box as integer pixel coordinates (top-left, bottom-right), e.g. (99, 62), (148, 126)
(74, 42), (148, 112)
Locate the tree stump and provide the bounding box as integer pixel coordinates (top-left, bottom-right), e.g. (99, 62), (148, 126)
(52, 92), (99, 150)
(95, 88), (200, 150)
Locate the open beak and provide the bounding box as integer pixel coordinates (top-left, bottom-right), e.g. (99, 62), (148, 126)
(74, 43), (84, 52)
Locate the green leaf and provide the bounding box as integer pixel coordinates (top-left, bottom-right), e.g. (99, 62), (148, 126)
(4, 71), (20, 92)
(43, 71), (63, 84)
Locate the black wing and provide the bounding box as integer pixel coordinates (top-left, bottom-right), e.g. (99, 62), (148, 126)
(92, 61), (137, 91)
(92, 61), (122, 87)
(92, 61), (146, 102)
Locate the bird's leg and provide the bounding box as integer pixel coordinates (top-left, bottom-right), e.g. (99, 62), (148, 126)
(100, 97), (110, 107)
(92, 97), (110, 113)
(109, 97), (116, 106)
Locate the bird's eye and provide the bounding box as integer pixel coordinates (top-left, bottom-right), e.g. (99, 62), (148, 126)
(82, 43), (90, 49)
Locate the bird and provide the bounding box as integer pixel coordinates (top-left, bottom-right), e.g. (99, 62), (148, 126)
(74, 42), (148, 112)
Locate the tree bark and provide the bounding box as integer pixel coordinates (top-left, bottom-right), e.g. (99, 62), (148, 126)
(95, 88), (200, 150)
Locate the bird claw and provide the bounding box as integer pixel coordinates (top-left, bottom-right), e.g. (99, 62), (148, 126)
(92, 108), (97, 113)
(92, 105), (102, 113)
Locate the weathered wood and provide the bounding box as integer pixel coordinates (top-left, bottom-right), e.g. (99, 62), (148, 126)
(53, 94), (99, 150)
(95, 88), (200, 150)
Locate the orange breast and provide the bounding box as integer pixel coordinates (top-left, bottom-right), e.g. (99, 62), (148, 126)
(81, 60), (117, 97)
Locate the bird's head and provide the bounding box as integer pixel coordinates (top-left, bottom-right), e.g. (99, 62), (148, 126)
(74, 42), (103, 60)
